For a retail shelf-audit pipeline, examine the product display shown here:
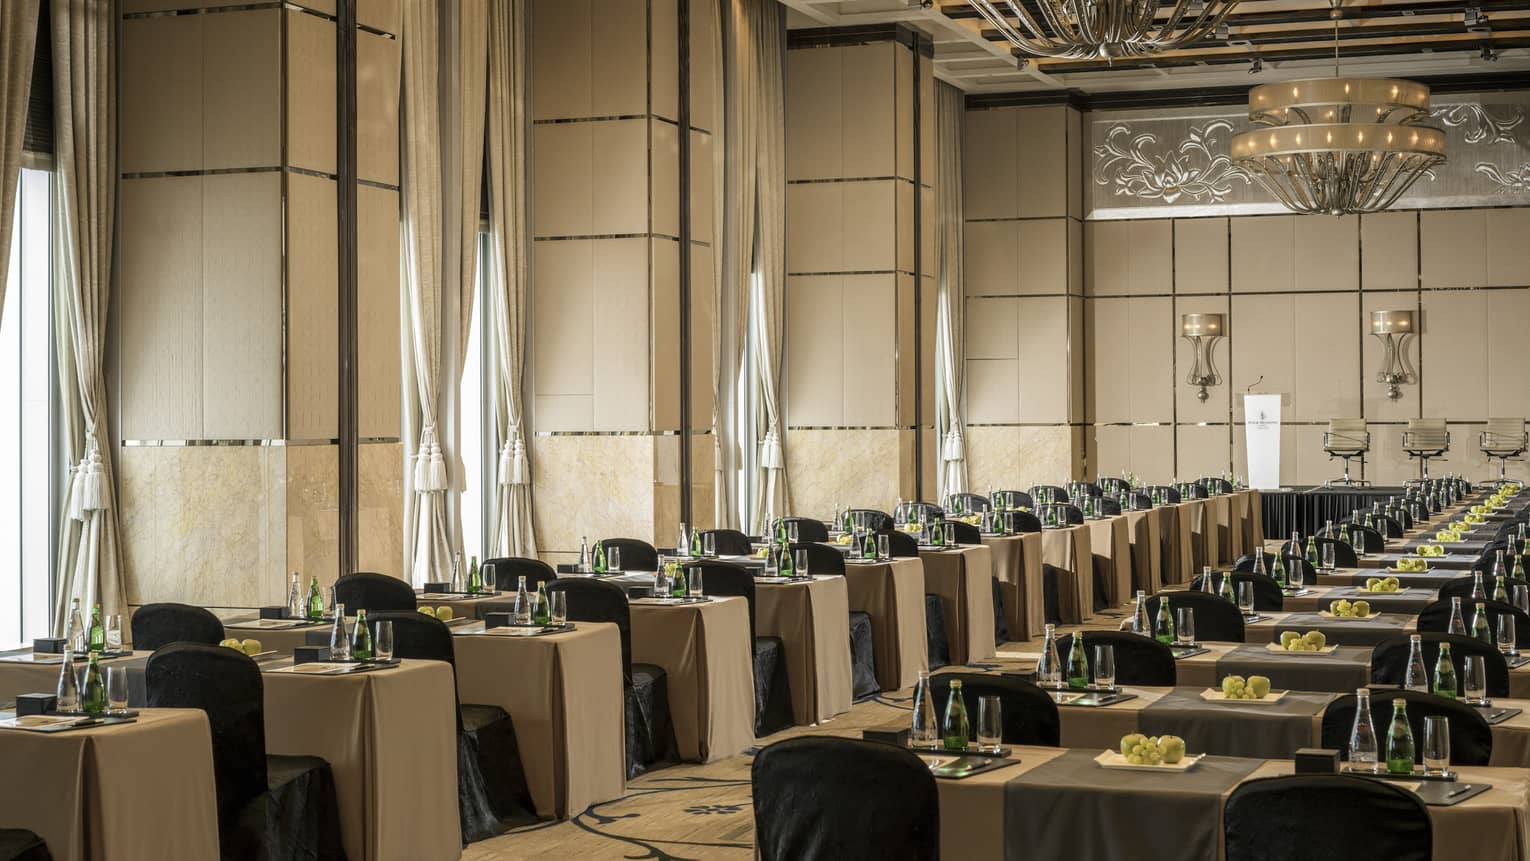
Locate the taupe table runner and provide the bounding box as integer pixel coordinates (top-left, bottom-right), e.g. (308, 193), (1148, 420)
(1123, 507), (1168, 594)
(1245, 611), (1415, 648)
(1284, 585), (1438, 615)
(919, 545), (996, 665)
(1212, 644), (1372, 694)
(1137, 686), (1335, 759)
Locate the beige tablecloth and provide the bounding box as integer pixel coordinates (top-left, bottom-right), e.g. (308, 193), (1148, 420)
(920, 546), (997, 666)
(1042, 525), (1095, 624)
(0, 651), (146, 707)
(755, 576), (853, 725)
(630, 595), (755, 763)
(1206, 495), (1233, 565)
(1123, 507), (1168, 595)
(983, 532), (1044, 641)
(453, 622), (626, 818)
(0, 708), (220, 861)
(1173, 499), (1216, 583)
(222, 619), (331, 653)
(843, 558), (929, 691)
(1085, 516), (1134, 609)
(262, 658), (460, 861)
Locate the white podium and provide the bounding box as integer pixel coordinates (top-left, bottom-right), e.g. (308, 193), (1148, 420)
(1244, 393), (1282, 490)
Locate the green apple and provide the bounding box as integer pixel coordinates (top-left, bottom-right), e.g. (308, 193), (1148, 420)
(240, 639), (263, 655)
(1353, 600), (1371, 616)
(1120, 733), (1147, 756)
(1333, 599), (1352, 615)
(1222, 675), (1246, 696)
(1279, 631), (1301, 648)
(1248, 676), (1271, 698)
(417, 606), (436, 618)
(435, 607), (455, 622)
(1304, 630), (1327, 648)
(1160, 736), (1186, 763)
(219, 638), (241, 649)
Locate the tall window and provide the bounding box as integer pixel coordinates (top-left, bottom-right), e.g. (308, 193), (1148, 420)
(459, 233), (488, 561)
(1, 165), (56, 649)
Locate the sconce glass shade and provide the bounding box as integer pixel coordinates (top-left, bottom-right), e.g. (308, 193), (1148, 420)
(1370, 309), (1415, 399)
(1181, 313), (1226, 402)
(1370, 309), (1414, 335)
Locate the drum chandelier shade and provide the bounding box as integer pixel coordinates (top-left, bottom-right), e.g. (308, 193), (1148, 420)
(964, 0), (1240, 60)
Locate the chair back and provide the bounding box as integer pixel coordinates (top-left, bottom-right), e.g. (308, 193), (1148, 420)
(927, 671), (1062, 746)
(877, 530), (920, 559)
(1147, 485), (1181, 503)
(485, 556), (558, 591)
(371, 612), (464, 729)
(546, 579), (635, 677)
(993, 490), (1033, 510)
(1321, 688), (1493, 766)
(900, 502), (944, 524)
(1191, 570), (1284, 611)
(1345, 524), (1386, 554)
(1325, 419), (1370, 455)
(1145, 591), (1246, 642)
(701, 529), (755, 556)
(145, 643), (270, 828)
(1371, 632), (1510, 698)
(845, 509), (895, 532)
(946, 492), (991, 514)
(334, 572), (417, 613)
(1483, 418), (1528, 456)
(1372, 514), (1404, 539)
(791, 542), (847, 575)
(600, 538), (659, 573)
(1435, 576), (1483, 603)
(687, 561), (757, 642)
(131, 603), (226, 652)
(1224, 775), (1429, 861)
(1098, 477), (1129, 495)
(1004, 510), (1043, 534)
(944, 520), (981, 544)
(1040, 503), (1083, 525)
(1404, 418), (1450, 454)
(776, 518), (830, 543)
(1057, 630), (1177, 686)
(1097, 498), (1122, 516)
(1313, 536), (1359, 568)
(1028, 485), (1069, 504)
(1418, 597), (1530, 640)
(1199, 477), (1233, 494)
(752, 737), (938, 861)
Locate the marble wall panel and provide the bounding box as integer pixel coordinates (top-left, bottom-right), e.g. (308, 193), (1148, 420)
(357, 443), (404, 578)
(963, 425), (1076, 492)
(531, 434), (657, 557)
(784, 429), (901, 520)
(286, 444), (340, 589)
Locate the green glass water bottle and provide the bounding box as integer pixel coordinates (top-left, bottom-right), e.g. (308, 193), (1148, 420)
(1066, 635), (1090, 690)
(1433, 643), (1458, 699)
(1154, 598), (1175, 646)
(1385, 699), (1415, 775)
(779, 544), (794, 577)
(593, 539), (606, 574)
(671, 565), (688, 597)
(81, 652), (107, 716)
(862, 531), (876, 560)
(534, 583), (551, 625)
(467, 555), (483, 594)
(87, 605), (105, 653)
(1272, 554), (1288, 588)
(307, 575), (324, 620)
(942, 680), (970, 752)
(1473, 602), (1493, 645)
(1218, 573), (1236, 604)
(1306, 536), (1319, 568)
(1495, 576), (1510, 604)
(350, 609), (374, 660)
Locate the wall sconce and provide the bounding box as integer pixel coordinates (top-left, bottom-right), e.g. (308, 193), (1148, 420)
(1181, 313), (1226, 402)
(1370, 309), (1416, 400)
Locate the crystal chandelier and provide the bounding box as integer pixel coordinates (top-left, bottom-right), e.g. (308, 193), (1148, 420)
(965, 0), (1238, 60)
(1230, 1), (1446, 215)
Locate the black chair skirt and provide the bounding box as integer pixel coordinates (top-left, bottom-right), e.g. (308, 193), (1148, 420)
(849, 611), (879, 701)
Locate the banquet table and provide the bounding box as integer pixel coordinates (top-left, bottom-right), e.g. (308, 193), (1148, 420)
(982, 532), (1044, 641)
(1324, 565), (1475, 586)
(629, 595), (755, 763)
(919, 545), (997, 665)
(0, 708), (220, 861)
(1171, 498), (1214, 584)
(222, 617), (332, 652)
(452, 621), (626, 818)
(843, 557), (929, 691)
(1243, 610), (1418, 647)
(1042, 525), (1094, 624)
(1283, 584), (1439, 615)
(1205, 494), (1234, 564)
(937, 746), (1530, 860)
(0, 649), (145, 707)
(755, 575), (853, 725)
(1122, 507), (1169, 595)
(1084, 516), (1133, 609)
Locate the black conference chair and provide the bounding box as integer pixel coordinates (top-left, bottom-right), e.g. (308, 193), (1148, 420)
(753, 737), (939, 861)
(1053, 504), (1085, 525)
(927, 672), (1061, 746)
(1418, 598), (1530, 640)
(371, 612), (535, 840)
(1371, 632), (1510, 698)
(690, 562), (793, 736)
(701, 528), (754, 556)
(791, 541), (847, 575)
(131, 603), (225, 652)
(1344, 524), (1387, 554)
(1004, 510), (1043, 534)
(1146, 591), (1246, 642)
(1097, 497), (1122, 516)
(994, 490), (1034, 510)
(1233, 553), (1317, 587)
(992, 579), (1009, 646)
(901, 502), (944, 524)
(0, 830), (48, 861)
(1029, 485), (1069, 504)
(944, 519), (982, 544)
(846, 509), (895, 532)
(145, 644), (344, 860)
(1372, 515), (1405, 539)
(1191, 570), (1284, 612)
(1200, 477), (1234, 495)
(484, 556), (557, 592)
(925, 594), (950, 671)
(333, 572), (416, 613)
(1149, 485), (1181, 503)
(545, 579), (678, 777)
(601, 538), (658, 573)
(1098, 478), (1129, 496)
(947, 492), (991, 514)
(878, 529), (921, 558)
(1435, 575), (1485, 603)
(777, 517), (830, 543)
(1055, 630), (1177, 687)
(1313, 536), (1360, 568)
(1322, 689), (1493, 766)
(1224, 775), (1430, 861)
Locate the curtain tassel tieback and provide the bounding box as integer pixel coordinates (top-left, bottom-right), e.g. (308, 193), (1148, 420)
(760, 429), (784, 471)
(67, 459), (87, 522)
(414, 426), (449, 492)
(497, 435), (530, 487)
(941, 428), (965, 463)
(81, 439), (106, 513)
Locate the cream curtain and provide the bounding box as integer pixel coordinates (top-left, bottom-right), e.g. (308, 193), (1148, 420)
(935, 81), (967, 501)
(0, 0), (39, 310)
(724, 0), (788, 534)
(50, 0), (125, 633)
(401, 0), (487, 584)
(483, 0), (536, 557)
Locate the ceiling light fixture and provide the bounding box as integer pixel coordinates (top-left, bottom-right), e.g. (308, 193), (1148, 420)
(1229, 0), (1446, 215)
(965, 0), (1239, 60)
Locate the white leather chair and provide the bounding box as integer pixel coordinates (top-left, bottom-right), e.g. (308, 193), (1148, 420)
(1481, 418), (1528, 484)
(1323, 418), (1370, 487)
(1402, 418), (1450, 480)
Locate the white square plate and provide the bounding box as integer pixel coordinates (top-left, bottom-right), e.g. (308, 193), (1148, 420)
(1093, 750), (1204, 771)
(1265, 642), (1339, 655)
(1199, 688), (1288, 704)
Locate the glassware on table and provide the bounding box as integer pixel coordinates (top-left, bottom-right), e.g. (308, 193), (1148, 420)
(374, 620), (395, 661)
(688, 565), (704, 598)
(1236, 582), (1256, 616)
(104, 614), (123, 651)
(976, 695), (1003, 754)
(1516, 584), (1530, 616)
(56, 648), (80, 711)
(1423, 715), (1452, 776)
(654, 558), (672, 594)
(551, 591), (568, 626)
(794, 549), (810, 579)
(1463, 654), (1489, 703)
(1404, 634), (1429, 692)
(942, 680), (971, 751)
(1348, 688), (1379, 771)
(1498, 614), (1517, 656)
(514, 576), (533, 625)
(607, 546), (622, 574)
(1385, 698), (1415, 775)
(1176, 607), (1196, 646)
(761, 551), (776, 578)
(1321, 543), (1336, 572)
(702, 532), (716, 558)
(1093, 644), (1116, 689)
(877, 533), (890, 561)
(107, 665), (130, 714)
(910, 670), (940, 750)
(1037, 624), (1063, 687)
(329, 603), (351, 660)
(787, 521), (800, 544)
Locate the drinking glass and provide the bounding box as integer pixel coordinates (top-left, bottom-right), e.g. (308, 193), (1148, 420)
(1498, 614), (1517, 656)
(107, 666), (129, 714)
(654, 557), (671, 594)
(1321, 543), (1336, 572)
(761, 552), (777, 578)
(877, 533), (890, 561)
(794, 549), (810, 579)
(1423, 716), (1452, 775)
(104, 614), (123, 652)
(374, 621), (395, 661)
(688, 566), (704, 598)
(607, 546), (622, 573)
(550, 591), (568, 626)
(1176, 607), (1196, 646)
(1463, 655), (1488, 703)
(1515, 584), (1530, 616)
(977, 695), (1003, 754)
(1093, 644), (1116, 690)
(703, 532), (716, 558)
(787, 521), (800, 543)
(1237, 582), (1256, 616)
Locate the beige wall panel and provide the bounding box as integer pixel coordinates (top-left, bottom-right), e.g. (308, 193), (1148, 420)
(287, 445), (340, 587)
(1016, 297), (1069, 422)
(1293, 215), (1359, 292)
(689, 245), (716, 422)
(1290, 423), (1342, 486)
(533, 395), (593, 431)
(966, 296), (1018, 360)
(898, 275), (919, 427)
(1420, 289), (1488, 419)
(1361, 212), (1418, 291)
(1069, 296), (1086, 423)
(786, 182), (843, 273)
(1174, 217), (1228, 294)
(1173, 294), (1231, 419)
(919, 275), (938, 427)
(841, 275), (898, 426)
(1086, 221), (1128, 296)
(1017, 218), (1069, 295)
(358, 185), (402, 439)
(1015, 106), (1067, 218)
(964, 425), (1075, 491)
(1231, 215), (1294, 292)
(920, 59), (937, 189)
(1094, 425), (1129, 476)
(1125, 220), (1173, 295)
(967, 359), (1021, 425)
(288, 174), (340, 441)
(653, 239), (682, 432)
(1361, 290), (1422, 422)
(1130, 425), (1176, 481)
(652, 120), (681, 239)
(590, 0), (648, 118)
(894, 45), (913, 183)
(1068, 219), (1084, 296)
(1090, 297), (1173, 424)
(358, 0), (400, 34)
(1487, 209), (1530, 287)
(896, 182), (915, 275)
(592, 239), (651, 431)
(357, 443), (404, 578)
(845, 181), (898, 273)
(1067, 108), (1083, 221)
(1421, 210), (1487, 288)
(690, 131), (715, 244)
(532, 435), (656, 552)
(1486, 288), (1530, 416)
(1177, 424), (1231, 481)
(1291, 293), (1361, 422)
(1089, 299), (1127, 422)
(357, 30), (402, 187)
(786, 276), (845, 427)
(120, 15), (202, 174)
(120, 177), (204, 440)
(965, 221), (1018, 296)
(786, 47), (842, 181)
(286, 10), (338, 176)
(531, 241), (594, 401)
(531, 0), (592, 120)
(1229, 293), (1293, 422)
(651, 0), (679, 122)
(202, 172), (282, 439)
(963, 109), (1018, 220)
(122, 0), (256, 10)
(202, 10), (279, 170)
(921, 185), (937, 279)
(689, 0), (717, 133)
(593, 120), (650, 237)
(531, 122), (593, 237)
(842, 43), (896, 180)
(787, 429), (901, 517)
(1368, 423), (1418, 485)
